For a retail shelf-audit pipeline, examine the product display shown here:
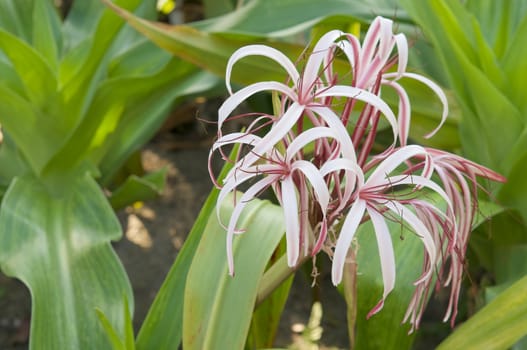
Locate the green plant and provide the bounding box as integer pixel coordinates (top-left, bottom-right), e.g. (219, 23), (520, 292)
(0, 0), (218, 348)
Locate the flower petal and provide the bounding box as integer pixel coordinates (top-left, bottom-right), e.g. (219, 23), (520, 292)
(317, 85), (398, 142)
(366, 205), (396, 318)
(225, 175), (279, 275)
(225, 44), (299, 94)
(281, 176), (301, 266)
(332, 199), (367, 285)
(383, 72), (449, 139)
(219, 81), (296, 129)
(383, 200), (437, 283)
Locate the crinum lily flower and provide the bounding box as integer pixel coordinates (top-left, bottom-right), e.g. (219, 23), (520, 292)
(209, 16), (506, 332)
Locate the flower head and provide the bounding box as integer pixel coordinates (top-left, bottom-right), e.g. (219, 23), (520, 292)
(209, 16), (506, 331)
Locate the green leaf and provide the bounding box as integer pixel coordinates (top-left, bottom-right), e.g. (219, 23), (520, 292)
(96, 309), (127, 350)
(400, 0), (524, 171)
(465, 0), (527, 60)
(59, 0), (145, 122)
(246, 239), (294, 349)
(31, 0), (62, 69)
(0, 29), (58, 111)
(351, 220), (420, 349)
(47, 59), (199, 176)
(98, 66), (220, 184)
(203, 0), (235, 19)
(0, 84), (63, 175)
(97, 296), (136, 350)
(135, 147), (238, 349)
(437, 274), (527, 350)
(0, 174), (133, 350)
(183, 194), (285, 350)
(0, 0), (33, 41)
(108, 168), (168, 210)
(193, 0), (408, 37)
(102, 0), (306, 83)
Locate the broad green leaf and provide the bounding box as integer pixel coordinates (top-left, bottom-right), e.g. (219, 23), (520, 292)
(352, 220), (420, 349)
(437, 274), (527, 350)
(135, 186), (217, 350)
(400, 0), (523, 170)
(246, 239), (294, 349)
(0, 0), (33, 41)
(183, 195), (285, 350)
(47, 59), (201, 177)
(108, 40), (172, 78)
(31, 0), (62, 69)
(0, 29), (59, 114)
(102, 0), (306, 83)
(193, 0), (409, 37)
(203, 0), (235, 19)
(108, 168), (168, 210)
(0, 132), (29, 188)
(59, 0), (145, 122)
(97, 296), (136, 350)
(135, 148), (238, 349)
(98, 67), (220, 185)
(97, 309), (128, 350)
(0, 84), (63, 175)
(0, 174), (133, 350)
(502, 14), (527, 116)
(465, 0), (527, 59)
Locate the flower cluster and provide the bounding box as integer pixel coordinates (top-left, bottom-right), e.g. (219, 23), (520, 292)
(209, 16), (505, 331)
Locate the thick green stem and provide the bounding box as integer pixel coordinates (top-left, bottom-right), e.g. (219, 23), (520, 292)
(255, 254), (309, 307)
(342, 246), (358, 349)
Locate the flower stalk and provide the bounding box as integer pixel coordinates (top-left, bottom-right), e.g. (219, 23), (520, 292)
(209, 16), (506, 331)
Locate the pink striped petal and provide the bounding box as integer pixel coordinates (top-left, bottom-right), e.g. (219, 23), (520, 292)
(366, 206), (396, 318)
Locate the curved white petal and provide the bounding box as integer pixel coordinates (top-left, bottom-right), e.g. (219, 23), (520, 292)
(316, 86), (398, 142)
(285, 126), (336, 162)
(291, 160), (330, 211)
(319, 157), (364, 213)
(243, 102), (305, 166)
(379, 174), (454, 212)
(281, 176), (300, 266)
(332, 199), (366, 285)
(309, 106), (357, 162)
(301, 30), (344, 95)
(383, 200), (437, 283)
(366, 206), (396, 317)
(211, 132), (262, 153)
(218, 81), (296, 129)
(226, 175), (279, 275)
(383, 72), (449, 139)
(218, 163), (281, 226)
(366, 145), (427, 186)
(382, 80), (410, 146)
(394, 33), (408, 77)
(226, 45), (299, 94)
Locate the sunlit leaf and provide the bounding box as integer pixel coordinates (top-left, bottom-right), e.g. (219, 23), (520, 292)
(0, 174), (133, 350)
(108, 168), (168, 210)
(183, 194), (285, 350)
(438, 274), (527, 350)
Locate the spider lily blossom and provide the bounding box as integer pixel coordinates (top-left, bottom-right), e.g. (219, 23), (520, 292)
(209, 16), (506, 331)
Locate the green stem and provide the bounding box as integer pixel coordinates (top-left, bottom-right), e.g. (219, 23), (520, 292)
(255, 253), (309, 307)
(342, 246), (358, 349)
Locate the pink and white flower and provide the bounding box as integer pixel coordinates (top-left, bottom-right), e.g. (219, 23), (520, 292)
(209, 16), (506, 331)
